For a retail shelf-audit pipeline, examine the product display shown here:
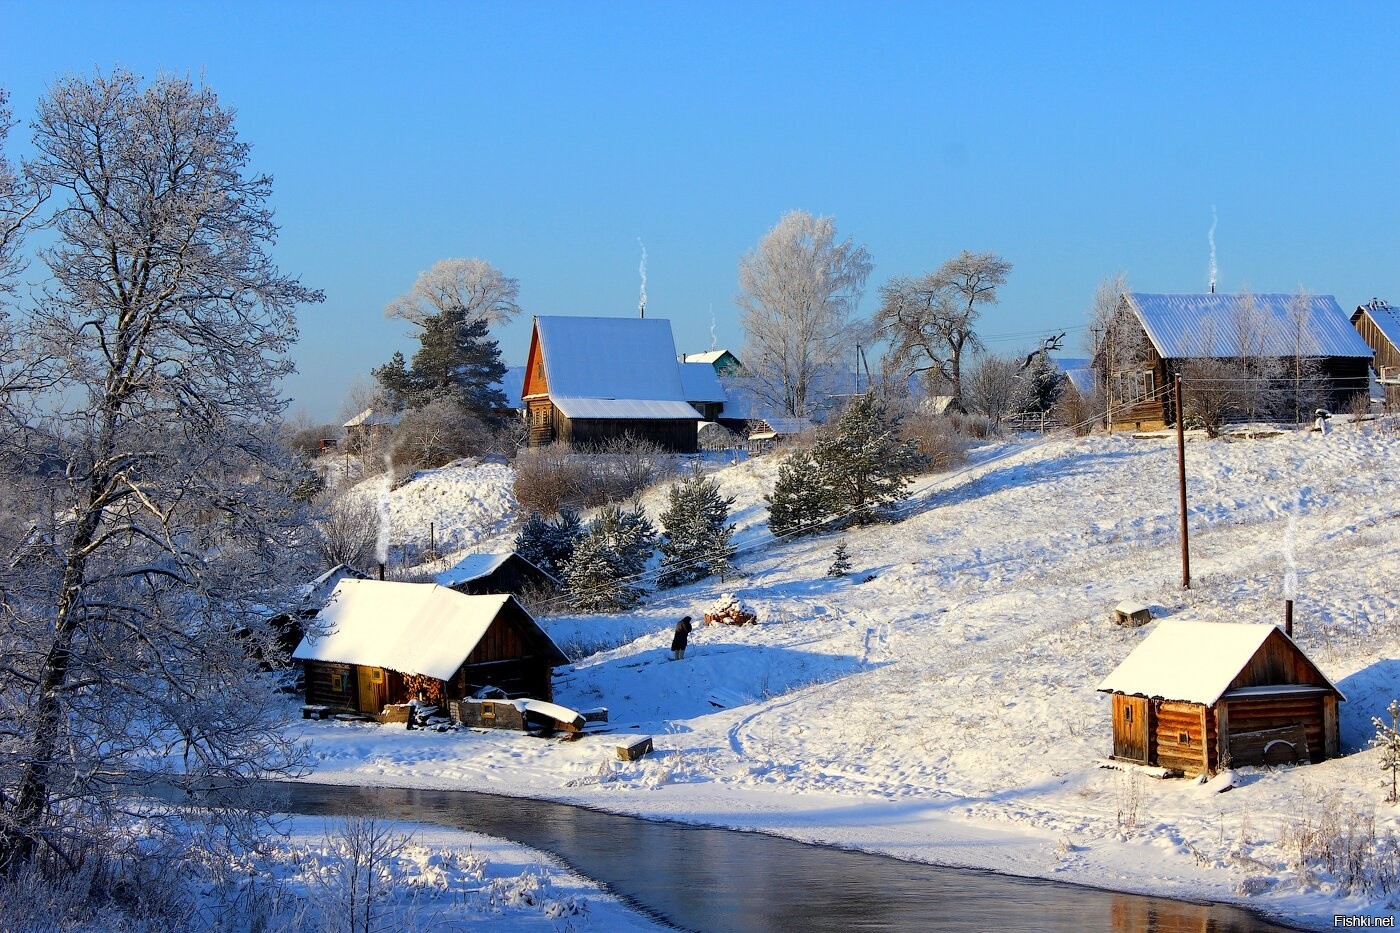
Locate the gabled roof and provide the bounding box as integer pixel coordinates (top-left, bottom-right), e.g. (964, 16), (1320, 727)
(532, 316), (701, 421)
(684, 349), (736, 365)
(292, 579), (567, 679)
(298, 563), (370, 604)
(680, 362), (726, 403)
(1097, 620), (1343, 706)
(1127, 293), (1373, 360)
(749, 416), (813, 438)
(1352, 300), (1400, 352)
(433, 551), (557, 589)
(344, 407), (401, 429)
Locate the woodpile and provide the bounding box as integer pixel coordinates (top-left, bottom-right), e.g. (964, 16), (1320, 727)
(703, 593), (757, 626)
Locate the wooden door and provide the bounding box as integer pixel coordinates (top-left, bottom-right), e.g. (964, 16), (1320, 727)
(357, 666), (387, 715)
(1112, 694), (1149, 763)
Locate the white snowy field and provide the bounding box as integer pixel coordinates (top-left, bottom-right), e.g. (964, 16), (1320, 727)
(293, 419), (1400, 930)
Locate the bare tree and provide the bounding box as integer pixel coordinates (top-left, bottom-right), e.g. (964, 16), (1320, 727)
(737, 210), (872, 417)
(389, 397), (491, 471)
(876, 250), (1011, 401)
(314, 495), (382, 572)
(961, 354), (1022, 426)
(0, 87), (44, 300)
(0, 70), (321, 872)
(385, 257), (520, 330)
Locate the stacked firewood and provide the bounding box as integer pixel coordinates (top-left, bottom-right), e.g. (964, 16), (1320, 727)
(402, 673), (444, 706)
(703, 593), (757, 626)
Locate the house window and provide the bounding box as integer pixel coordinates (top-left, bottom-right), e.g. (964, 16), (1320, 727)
(1179, 732), (1190, 745)
(1112, 370), (1155, 404)
(482, 702), (495, 719)
(1123, 706), (1133, 724)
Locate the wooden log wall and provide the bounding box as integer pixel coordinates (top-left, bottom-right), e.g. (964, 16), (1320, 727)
(1152, 700), (1210, 773)
(305, 660), (355, 709)
(561, 415), (699, 453)
(1222, 695), (1327, 764)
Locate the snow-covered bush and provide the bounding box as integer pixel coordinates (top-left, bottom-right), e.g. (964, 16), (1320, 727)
(512, 442), (592, 515)
(1373, 698), (1400, 804)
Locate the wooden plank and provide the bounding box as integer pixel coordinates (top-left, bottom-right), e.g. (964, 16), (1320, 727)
(1323, 695), (1339, 759)
(616, 736), (653, 761)
(1216, 702), (1231, 770)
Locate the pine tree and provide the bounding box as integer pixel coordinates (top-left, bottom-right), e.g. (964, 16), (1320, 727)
(1373, 699), (1400, 804)
(1018, 352), (1065, 416)
(766, 448), (833, 537)
(659, 468), (736, 588)
(563, 504), (656, 612)
(373, 311), (507, 422)
(815, 393), (927, 526)
(827, 542), (851, 577)
(513, 508), (583, 580)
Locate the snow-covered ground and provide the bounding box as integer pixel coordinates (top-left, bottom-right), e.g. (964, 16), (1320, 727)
(294, 419), (1400, 930)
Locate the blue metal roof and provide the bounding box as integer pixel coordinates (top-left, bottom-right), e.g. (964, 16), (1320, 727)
(1128, 293), (1372, 359)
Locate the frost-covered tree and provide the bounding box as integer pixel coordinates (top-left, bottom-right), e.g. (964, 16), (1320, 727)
(658, 467), (736, 588)
(0, 71), (321, 872)
(1373, 699), (1400, 804)
(385, 257), (521, 331)
(513, 508), (584, 580)
(963, 354), (1023, 426)
(737, 210), (872, 418)
(817, 394), (927, 526)
(314, 495), (382, 573)
(1018, 351), (1065, 416)
(876, 251), (1011, 401)
(0, 86), (43, 300)
(563, 504), (656, 612)
(766, 448), (833, 538)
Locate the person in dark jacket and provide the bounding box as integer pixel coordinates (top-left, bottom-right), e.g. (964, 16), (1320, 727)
(671, 616), (693, 660)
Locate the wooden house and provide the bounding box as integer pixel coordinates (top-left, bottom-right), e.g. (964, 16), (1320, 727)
(1102, 293), (1373, 431)
(521, 316), (701, 452)
(1098, 620), (1343, 775)
(747, 416), (814, 455)
(1350, 299), (1400, 409)
(433, 551), (558, 597)
(343, 406), (400, 452)
(292, 579), (569, 716)
(683, 348), (745, 377)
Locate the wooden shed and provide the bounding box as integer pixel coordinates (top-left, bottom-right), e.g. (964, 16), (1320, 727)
(292, 579), (569, 717)
(433, 551), (558, 597)
(1098, 620), (1343, 775)
(521, 315), (701, 452)
(1350, 299), (1400, 409)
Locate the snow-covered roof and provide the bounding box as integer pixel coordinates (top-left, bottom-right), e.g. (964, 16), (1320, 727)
(750, 417), (814, 437)
(344, 407), (401, 429)
(433, 552), (513, 588)
(297, 563), (369, 602)
(1097, 620), (1342, 705)
(684, 350), (731, 365)
(551, 397), (702, 420)
(533, 315), (693, 411)
(1127, 293), (1373, 360)
(680, 362), (726, 403)
(1353, 300), (1400, 352)
(292, 579), (566, 679)
(1063, 368), (1096, 396)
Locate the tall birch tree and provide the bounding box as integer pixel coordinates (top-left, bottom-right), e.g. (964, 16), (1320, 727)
(0, 70), (321, 873)
(737, 211), (872, 418)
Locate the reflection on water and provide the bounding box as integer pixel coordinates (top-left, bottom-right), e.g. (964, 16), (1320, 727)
(171, 780), (1298, 932)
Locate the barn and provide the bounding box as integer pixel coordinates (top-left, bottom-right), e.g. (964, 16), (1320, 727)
(1098, 620), (1343, 774)
(1102, 293), (1373, 431)
(521, 315), (701, 452)
(1350, 298), (1400, 409)
(433, 551), (558, 597)
(293, 579), (568, 716)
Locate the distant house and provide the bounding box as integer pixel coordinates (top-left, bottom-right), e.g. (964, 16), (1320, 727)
(1098, 620), (1343, 775)
(522, 316), (701, 452)
(1101, 293), (1373, 431)
(433, 552), (558, 596)
(293, 579), (568, 715)
(1350, 299), (1400, 409)
(747, 416), (814, 455)
(683, 349), (744, 377)
(343, 406), (400, 452)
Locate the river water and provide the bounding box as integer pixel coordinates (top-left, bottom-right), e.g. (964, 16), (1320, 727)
(210, 780), (1299, 932)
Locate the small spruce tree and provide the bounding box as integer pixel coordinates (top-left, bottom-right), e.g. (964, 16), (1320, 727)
(827, 542), (851, 577)
(513, 508), (584, 579)
(1373, 699), (1400, 804)
(1018, 352), (1065, 416)
(659, 467), (736, 588)
(563, 504), (656, 612)
(816, 394), (928, 526)
(766, 448), (832, 537)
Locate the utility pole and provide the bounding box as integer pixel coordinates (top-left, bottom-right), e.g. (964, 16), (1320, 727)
(1175, 373), (1191, 589)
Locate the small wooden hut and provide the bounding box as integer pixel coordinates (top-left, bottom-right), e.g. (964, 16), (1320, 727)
(1098, 620), (1343, 774)
(433, 551), (558, 597)
(1351, 299), (1400, 409)
(293, 579), (568, 717)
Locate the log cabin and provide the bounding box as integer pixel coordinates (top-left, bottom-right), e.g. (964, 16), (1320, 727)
(293, 579), (568, 717)
(1098, 620), (1344, 775)
(1350, 298), (1400, 409)
(433, 551), (558, 597)
(1102, 293), (1373, 431)
(522, 315), (702, 452)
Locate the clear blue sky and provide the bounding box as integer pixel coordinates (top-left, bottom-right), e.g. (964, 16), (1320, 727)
(7, 2), (1400, 420)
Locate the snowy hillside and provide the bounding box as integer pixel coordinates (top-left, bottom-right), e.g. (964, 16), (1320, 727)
(295, 420), (1400, 929)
